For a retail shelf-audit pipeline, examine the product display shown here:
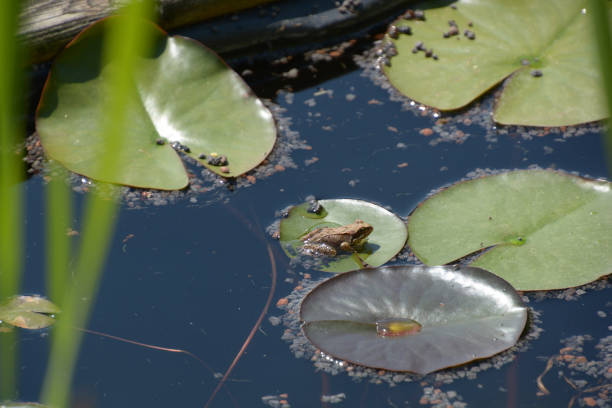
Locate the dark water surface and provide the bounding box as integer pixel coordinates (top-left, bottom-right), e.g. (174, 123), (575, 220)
(15, 34), (611, 408)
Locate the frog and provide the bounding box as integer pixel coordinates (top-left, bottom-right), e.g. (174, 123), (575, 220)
(300, 219), (373, 256)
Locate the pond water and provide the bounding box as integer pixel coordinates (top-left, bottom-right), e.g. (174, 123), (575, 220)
(12, 6), (612, 408)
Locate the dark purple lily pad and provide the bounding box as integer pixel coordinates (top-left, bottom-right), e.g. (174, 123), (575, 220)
(300, 265), (528, 374)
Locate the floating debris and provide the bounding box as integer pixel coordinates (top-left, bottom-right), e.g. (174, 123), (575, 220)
(321, 393), (346, 404)
(403, 9), (426, 21)
(412, 40), (425, 54)
(387, 25), (399, 39)
(207, 155), (228, 166)
(306, 197), (323, 214)
(261, 393), (291, 408)
(170, 141), (191, 153)
(531, 69), (543, 77)
(397, 25), (412, 35)
(379, 56), (391, 67)
(444, 23), (459, 38)
(464, 29), (476, 40)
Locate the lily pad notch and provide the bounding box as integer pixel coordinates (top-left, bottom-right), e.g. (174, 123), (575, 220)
(407, 169), (612, 291)
(382, 0), (610, 126)
(36, 16), (277, 190)
(300, 265), (528, 374)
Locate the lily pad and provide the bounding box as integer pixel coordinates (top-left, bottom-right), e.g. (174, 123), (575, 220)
(0, 296), (60, 330)
(36, 17), (276, 189)
(300, 265), (528, 374)
(0, 403), (50, 408)
(279, 199), (407, 273)
(383, 0), (610, 126)
(408, 170), (612, 291)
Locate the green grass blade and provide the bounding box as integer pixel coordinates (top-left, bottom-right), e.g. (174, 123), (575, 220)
(41, 2), (154, 407)
(589, 0), (612, 176)
(45, 164), (72, 305)
(0, 0), (24, 400)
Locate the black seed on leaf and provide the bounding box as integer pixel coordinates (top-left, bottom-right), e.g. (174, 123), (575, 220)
(468, 21), (473, 27)
(464, 30), (476, 40)
(183, 146), (191, 153)
(531, 69), (543, 77)
(388, 25), (399, 39)
(307, 199), (323, 214)
(207, 155), (228, 166)
(448, 26), (459, 36)
(198, 153), (206, 160)
(433, 54), (439, 60)
(155, 139), (165, 145)
(397, 25), (412, 35)
(448, 20), (457, 27)
(443, 32), (450, 38)
(414, 9), (425, 20)
(425, 49), (433, 58)
(412, 47), (419, 54)
(415, 41), (424, 50)
(450, 4), (457, 9)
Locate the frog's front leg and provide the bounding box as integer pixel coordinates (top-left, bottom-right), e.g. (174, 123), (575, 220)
(340, 241), (370, 268)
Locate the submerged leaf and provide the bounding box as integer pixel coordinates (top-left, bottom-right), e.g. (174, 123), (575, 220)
(408, 170), (612, 290)
(37, 17), (276, 189)
(300, 265), (527, 374)
(0, 296), (60, 330)
(383, 0), (609, 126)
(279, 199), (407, 273)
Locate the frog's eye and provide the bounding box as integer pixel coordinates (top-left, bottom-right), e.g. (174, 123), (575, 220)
(376, 318), (422, 337)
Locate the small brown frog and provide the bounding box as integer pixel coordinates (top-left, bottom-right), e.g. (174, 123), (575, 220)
(300, 220), (373, 256)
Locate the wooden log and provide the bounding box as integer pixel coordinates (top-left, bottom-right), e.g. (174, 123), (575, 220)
(19, 0), (278, 64)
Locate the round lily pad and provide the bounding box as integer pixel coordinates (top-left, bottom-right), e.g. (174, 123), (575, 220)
(279, 199), (407, 273)
(383, 0), (609, 126)
(408, 170), (612, 291)
(300, 265), (528, 374)
(0, 295), (60, 330)
(36, 17), (276, 189)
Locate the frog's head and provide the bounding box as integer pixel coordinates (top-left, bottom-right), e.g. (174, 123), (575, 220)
(352, 219), (373, 244)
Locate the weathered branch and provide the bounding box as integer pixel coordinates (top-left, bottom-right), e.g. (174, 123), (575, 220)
(19, 0), (277, 64)
(20, 0), (412, 64)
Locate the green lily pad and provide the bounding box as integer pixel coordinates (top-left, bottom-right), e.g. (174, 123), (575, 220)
(36, 17), (276, 189)
(300, 265), (528, 374)
(279, 199), (407, 273)
(0, 296), (60, 330)
(408, 170), (612, 291)
(383, 0), (610, 126)
(0, 403), (50, 408)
